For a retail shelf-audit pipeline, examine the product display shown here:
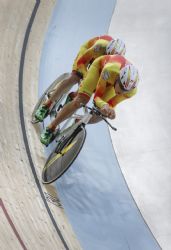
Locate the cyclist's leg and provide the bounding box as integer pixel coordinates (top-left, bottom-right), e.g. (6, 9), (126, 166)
(40, 93), (89, 146)
(40, 64), (100, 145)
(49, 93), (89, 131)
(44, 72), (81, 107)
(35, 72), (81, 122)
(47, 51), (86, 106)
(49, 63), (100, 130)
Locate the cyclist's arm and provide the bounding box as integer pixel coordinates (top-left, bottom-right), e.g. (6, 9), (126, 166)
(108, 88), (137, 108)
(93, 72), (108, 108)
(76, 47), (95, 78)
(94, 86), (116, 118)
(77, 41), (107, 78)
(93, 62), (119, 108)
(79, 36), (99, 52)
(72, 37), (99, 77)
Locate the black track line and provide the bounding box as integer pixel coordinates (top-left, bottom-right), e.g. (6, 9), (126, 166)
(18, 0), (69, 249)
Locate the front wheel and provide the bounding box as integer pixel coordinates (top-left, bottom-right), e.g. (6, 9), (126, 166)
(42, 126), (86, 184)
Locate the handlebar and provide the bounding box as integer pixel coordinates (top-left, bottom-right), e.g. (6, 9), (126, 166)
(82, 105), (117, 131)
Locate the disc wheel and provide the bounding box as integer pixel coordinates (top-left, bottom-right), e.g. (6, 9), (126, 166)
(42, 126), (86, 184)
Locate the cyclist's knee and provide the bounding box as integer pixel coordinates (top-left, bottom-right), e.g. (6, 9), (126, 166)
(73, 94), (89, 109)
(70, 72), (82, 84)
(62, 74), (80, 89)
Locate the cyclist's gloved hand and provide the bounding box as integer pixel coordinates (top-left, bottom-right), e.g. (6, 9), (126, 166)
(100, 104), (116, 119)
(108, 108), (115, 119)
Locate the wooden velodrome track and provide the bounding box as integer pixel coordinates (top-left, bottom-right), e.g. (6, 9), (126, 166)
(1, 0), (171, 249)
(0, 1), (81, 249)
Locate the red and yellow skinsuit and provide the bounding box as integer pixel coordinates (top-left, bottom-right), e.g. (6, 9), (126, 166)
(72, 35), (113, 78)
(78, 55), (137, 109)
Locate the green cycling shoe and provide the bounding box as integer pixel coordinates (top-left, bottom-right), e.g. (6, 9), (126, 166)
(40, 127), (59, 146)
(35, 105), (49, 122)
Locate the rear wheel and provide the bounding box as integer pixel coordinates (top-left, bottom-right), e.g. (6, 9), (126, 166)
(31, 73), (70, 123)
(42, 125), (86, 184)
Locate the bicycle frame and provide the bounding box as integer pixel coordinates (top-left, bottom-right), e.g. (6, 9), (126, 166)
(54, 105), (91, 141)
(42, 105), (117, 184)
(55, 104), (117, 144)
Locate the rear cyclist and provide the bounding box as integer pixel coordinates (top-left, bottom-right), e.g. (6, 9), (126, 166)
(35, 35), (126, 122)
(40, 54), (139, 146)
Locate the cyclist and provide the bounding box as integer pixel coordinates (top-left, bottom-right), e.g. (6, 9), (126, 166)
(35, 35), (126, 122)
(40, 54), (139, 146)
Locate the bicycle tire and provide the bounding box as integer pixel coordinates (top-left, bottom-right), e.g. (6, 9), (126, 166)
(31, 73), (70, 123)
(42, 125), (86, 184)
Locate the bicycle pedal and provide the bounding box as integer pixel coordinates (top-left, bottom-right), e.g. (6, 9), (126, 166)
(31, 118), (39, 124)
